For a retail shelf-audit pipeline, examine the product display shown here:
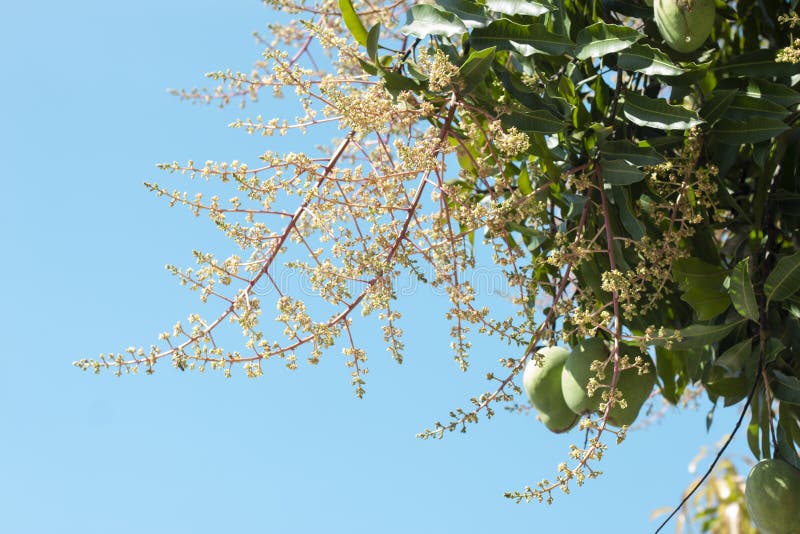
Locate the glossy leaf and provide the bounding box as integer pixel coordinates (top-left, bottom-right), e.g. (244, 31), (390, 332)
(610, 186), (645, 240)
(338, 0), (369, 46)
(765, 250), (800, 304)
(711, 117), (790, 145)
(599, 139), (663, 166)
(434, 0), (489, 28)
(485, 0), (554, 16)
(673, 257), (728, 290)
(773, 370), (800, 405)
(458, 47), (495, 94)
(574, 22), (642, 60)
(681, 286), (731, 321)
(502, 110), (564, 134)
(722, 96), (791, 122)
(400, 5), (468, 38)
(652, 319), (747, 349)
(599, 158), (644, 185)
(623, 93), (704, 131)
(699, 90), (737, 124)
(713, 49), (800, 77)
(727, 261), (759, 322)
(366, 23), (380, 60)
(617, 44), (684, 76)
(470, 20), (574, 56)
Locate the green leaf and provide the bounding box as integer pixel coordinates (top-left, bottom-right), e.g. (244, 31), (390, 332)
(765, 337), (786, 364)
(400, 5), (468, 39)
(673, 258), (727, 290)
(617, 44), (684, 76)
(599, 158), (644, 185)
(485, 0), (554, 16)
(574, 22), (642, 60)
(470, 20), (575, 57)
(727, 261), (759, 322)
(714, 49), (800, 78)
(744, 79), (800, 108)
(338, 0), (369, 46)
(599, 139), (663, 166)
(623, 93), (704, 131)
(712, 338), (752, 376)
(722, 96), (791, 122)
(681, 286), (732, 321)
(655, 347), (686, 404)
(434, 0), (489, 28)
(711, 118), (790, 145)
(765, 251), (800, 304)
(773, 370), (800, 405)
(652, 319), (747, 349)
(458, 47), (495, 94)
(502, 110), (564, 134)
(366, 23), (380, 60)
(699, 90), (738, 124)
(610, 186), (645, 240)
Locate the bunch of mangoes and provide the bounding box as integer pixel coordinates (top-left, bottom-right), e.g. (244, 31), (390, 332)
(523, 339), (656, 433)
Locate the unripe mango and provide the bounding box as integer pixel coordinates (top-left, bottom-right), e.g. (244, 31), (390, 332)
(745, 459), (800, 534)
(561, 339), (655, 427)
(654, 0), (715, 53)
(523, 346), (579, 433)
(561, 338), (609, 415)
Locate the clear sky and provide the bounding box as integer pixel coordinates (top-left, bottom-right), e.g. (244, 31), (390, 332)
(1, 2), (752, 533)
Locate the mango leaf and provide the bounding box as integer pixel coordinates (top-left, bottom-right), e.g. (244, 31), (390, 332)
(727, 260), (759, 322)
(711, 117), (790, 145)
(773, 370), (800, 405)
(617, 44), (684, 76)
(651, 319), (747, 349)
(672, 257), (727, 290)
(610, 186), (645, 240)
(623, 93), (704, 131)
(707, 340), (752, 400)
(722, 96), (791, 122)
(765, 250), (800, 304)
(712, 338), (753, 376)
(681, 286), (731, 321)
(599, 158), (644, 185)
(699, 90), (737, 124)
(599, 139), (663, 166)
(502, 110), (564, 134)
(458, 47), (495, 94)
(470, 20), (574, 56)
(713, 49), (800, 78)
(400, 5), (468, 38)
(485, 0), (554, 16)
(574, 22), (642, 60)
(434, 0), (489, 29)
(743, 79), (800, 108)
(339, 0), (369, 46)
(655, 347), (687, 404)
(765, 337), (786, 364)
(378, 69), (422, 93)
(366, 23), (380, 60)
(492, 63), (561, 115)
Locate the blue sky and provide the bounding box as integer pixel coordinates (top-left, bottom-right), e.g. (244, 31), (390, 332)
(1, 2), (752, 533)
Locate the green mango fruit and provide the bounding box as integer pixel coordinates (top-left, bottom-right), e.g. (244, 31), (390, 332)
(523, 346), (579, 433)
(654, 0), (715, 53)
(562, 339), (655, 426)
(605, 348), (656, 427)
(745, 459), (800, 534)
(561, 337), (609, 415)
